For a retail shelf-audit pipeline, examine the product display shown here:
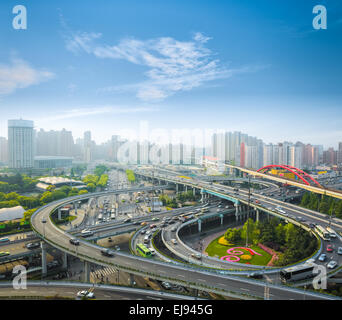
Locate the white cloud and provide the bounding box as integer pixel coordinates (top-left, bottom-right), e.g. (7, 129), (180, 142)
(0, 58), (54, 95)
(36, 105), (158, 122)
(65, 31), (249, 101)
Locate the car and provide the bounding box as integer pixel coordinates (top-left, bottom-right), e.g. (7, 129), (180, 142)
(152, 217), (159, 221)
(326, 244), (333, 252)
(101, 248), (115, 257)
(161, 281), (171, 290)
(149, 248), (156, 255)
(108, 237), (112, 242)
(124, 218), (131, 223)
(255, 200), (260, 204)
(140, 229), (146, 235)
(26, 242), (40, 249)
(337, 247), (342, 255)
(150, 224), (157, 229)
(327, 260), (338, 269)
(77, 290), (95, 299)
(191, 253), (201, 259)
(141, 222), (147, 226)
(0, 251), (10, 257)
(247, 272), (263, 279)
(81, 229), (94, 237)
(171, 239), (177, 245)
(69, 238), (80, 246)
(318, 254), (327, 262)
(114, 245), (120, 251)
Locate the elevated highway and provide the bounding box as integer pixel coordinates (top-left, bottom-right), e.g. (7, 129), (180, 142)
(30, 187), (338, 300)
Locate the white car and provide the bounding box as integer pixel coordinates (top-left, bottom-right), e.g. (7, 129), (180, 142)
(171, 239), (177, 245)
(77, 290), (95, 299)
(149, 248), (156, 255)
(327, 261), (337, 269)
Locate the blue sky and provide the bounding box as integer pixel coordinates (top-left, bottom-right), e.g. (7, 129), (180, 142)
(0, 0), (341, 147)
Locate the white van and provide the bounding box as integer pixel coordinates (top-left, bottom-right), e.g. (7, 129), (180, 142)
(149, 248), (156, 255)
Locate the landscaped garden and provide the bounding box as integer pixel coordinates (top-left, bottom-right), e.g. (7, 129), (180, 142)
(205, 235), (272, 266)
(205, 217), (318, 267)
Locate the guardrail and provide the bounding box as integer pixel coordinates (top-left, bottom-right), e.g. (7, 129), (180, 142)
(0, 280), (205, 300)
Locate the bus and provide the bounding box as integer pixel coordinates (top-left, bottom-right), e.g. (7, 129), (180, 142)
(136, 243), (152, 257)
(326, 226), (337, 239)
(314, 225), (331, 241)
(280, 263), (315, 283)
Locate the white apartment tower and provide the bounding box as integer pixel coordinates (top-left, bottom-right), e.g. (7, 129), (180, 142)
(8, 119), (34, 169)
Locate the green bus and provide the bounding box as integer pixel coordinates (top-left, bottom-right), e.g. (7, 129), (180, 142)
(136, 243), (152, 257)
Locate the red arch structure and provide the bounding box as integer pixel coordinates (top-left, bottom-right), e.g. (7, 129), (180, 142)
(257, 165), (322, 187)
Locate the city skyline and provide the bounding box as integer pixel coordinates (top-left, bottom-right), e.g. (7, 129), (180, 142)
(0, 1), (341, 147)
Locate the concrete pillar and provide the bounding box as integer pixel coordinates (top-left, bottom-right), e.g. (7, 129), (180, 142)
(84, 261), (90, 283)
(193, 188), (196, 197)
(235, 203), (240, 221)
(198, 219), (202, 233)
(41, 241), (47, 275)
(62, 252), (68, 269)
(58, 208), (61, 220)
(185, 185), (188, 193)
(220, 214), (224, 225)
(200, 190), (204, 203)
(176, 184), (179, 193)
(74, 202), (78, 215)
(256, 209), (260, 222)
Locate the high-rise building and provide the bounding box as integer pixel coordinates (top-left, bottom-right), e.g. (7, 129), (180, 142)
(8, 119), (34, 169)
(0, 137), (8, 164)
(290, 146), (303, 169)
(240, 142), (246, 168)
(323, 148), (337, 166)
(83, 131), (92, 163)
(338, 142), (342, 165)
(36, 128), (74, 157)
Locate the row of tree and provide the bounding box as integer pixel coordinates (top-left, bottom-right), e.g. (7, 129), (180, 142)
(300, 192), (342, 219)
(0, 186), (89, 210)
(0, 173), (37, 193)
(224, 218), (318, 266)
